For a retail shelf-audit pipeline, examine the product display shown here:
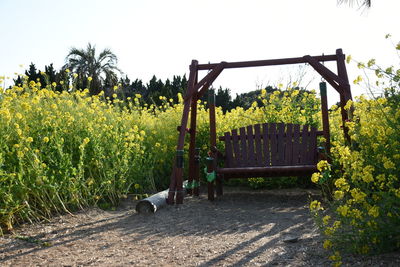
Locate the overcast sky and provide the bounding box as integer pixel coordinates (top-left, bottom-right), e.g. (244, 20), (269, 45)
(0, 0), (399, 105)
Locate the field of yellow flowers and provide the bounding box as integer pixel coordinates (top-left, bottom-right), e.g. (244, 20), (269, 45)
(0, 75), (322, 234)
(1, 55), (399, 264)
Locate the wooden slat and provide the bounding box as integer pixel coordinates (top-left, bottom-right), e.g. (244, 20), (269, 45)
(269, 123), (278, 165)
(217, 165), (318, 175)
(284, 124), (293, 165)
(224, 132), (234, 167)
(246, 125), (256, 166)
(220, 122), (319, 173)
(231, 129), (240, 168)
(299, 125), (309, 164)
(239, 127), (248, 167)
(218, 130), (324, 141)
(308, 127), (317, 164)
(262, 123), (270, 166)
(292, 124), (300, 165)
(277, 123), (285, 165)
(254, 124), (263, 166)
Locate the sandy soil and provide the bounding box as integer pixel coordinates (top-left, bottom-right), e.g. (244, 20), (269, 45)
(1, 187), (399, 266)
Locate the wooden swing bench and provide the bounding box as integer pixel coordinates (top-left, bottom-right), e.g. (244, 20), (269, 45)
(211, 122), (323, 196)
(168, 49), (353, 204)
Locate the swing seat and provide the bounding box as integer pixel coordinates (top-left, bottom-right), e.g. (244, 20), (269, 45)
(216, 123), (322, 180)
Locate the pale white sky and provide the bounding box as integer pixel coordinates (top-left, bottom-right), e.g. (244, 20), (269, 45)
(0, 0), (399, 105)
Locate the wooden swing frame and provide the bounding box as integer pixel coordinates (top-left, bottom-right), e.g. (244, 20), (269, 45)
(167, 49), (353, 204)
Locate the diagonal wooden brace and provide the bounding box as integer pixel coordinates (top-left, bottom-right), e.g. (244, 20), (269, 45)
(304, 55), (345, 94)
(185, 62), (226, 101)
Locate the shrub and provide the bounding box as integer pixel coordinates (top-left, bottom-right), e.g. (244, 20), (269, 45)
(311, 44), (400, 265)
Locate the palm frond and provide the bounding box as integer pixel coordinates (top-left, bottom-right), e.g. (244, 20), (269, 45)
(338, 0), (371, 8)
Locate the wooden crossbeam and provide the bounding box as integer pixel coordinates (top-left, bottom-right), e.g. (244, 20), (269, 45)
(197, 54), (337, 70)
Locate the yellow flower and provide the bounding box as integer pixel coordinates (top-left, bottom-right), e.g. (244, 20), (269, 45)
(52, 82), (57, 87)
(134, 183), (140, 189)
(368, 206), (379, 218)
(26, 137), (33, 143)
(323, 215), (331, 225)
(334, 178), (350, 191)
(336, 205), (349, 217)
(113, 85), (118, 90)
(333, 190), (344, 200)
(317, 160), (330, 172)
(323, 239), (332, 250)
(43, 136), (49, 143)
(350, 188), (366, 203)
(353, 75), (363, 85)
(329, 251), (341, 261)
(65, 68), (70, 73)
(383, 158), (395, 169)
(88, 77), (93, 81)
(15, 112), (23, 119)
(344, 100), (353, 110)
(310, 200), (322, 211)
(311, 172), (321, 183)
(135, 94), (141, 99)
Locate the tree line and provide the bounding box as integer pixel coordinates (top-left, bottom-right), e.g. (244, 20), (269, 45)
(13, 43), (308, 111)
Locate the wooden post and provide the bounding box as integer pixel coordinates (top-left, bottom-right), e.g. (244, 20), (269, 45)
(188, 72), (198, 195)
(216, 175), (223, 196)
(208, 88), (217, 200)
(193, 148), (201, 196)
(336, 49), (353, 145)
(319, 81), (331, 161)
(175, 149), (184, 204)
(206, 157), (215, 201)
(167, 60), (198, 204)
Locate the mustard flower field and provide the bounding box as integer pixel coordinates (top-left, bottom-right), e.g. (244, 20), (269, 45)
(0, 53), (399, 264)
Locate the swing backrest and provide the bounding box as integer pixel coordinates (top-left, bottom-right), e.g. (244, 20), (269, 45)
(219, 123), (320, 168)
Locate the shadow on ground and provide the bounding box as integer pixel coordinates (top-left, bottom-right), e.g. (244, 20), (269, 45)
(1, 187), (397, 266)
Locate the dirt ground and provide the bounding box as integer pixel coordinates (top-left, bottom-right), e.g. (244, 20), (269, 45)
(1, 187), (399, 266)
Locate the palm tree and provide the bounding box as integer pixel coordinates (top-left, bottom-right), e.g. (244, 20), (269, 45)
(64, 43), (121, 95)
(338, 0), (371, 8)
